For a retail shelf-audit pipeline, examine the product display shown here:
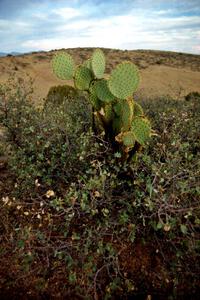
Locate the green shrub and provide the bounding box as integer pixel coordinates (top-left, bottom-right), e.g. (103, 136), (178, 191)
(0, 80), (93, 195)
(185, 91), (200, 101)
(44, 84), (80, 108)
(0, 78), (199, 298)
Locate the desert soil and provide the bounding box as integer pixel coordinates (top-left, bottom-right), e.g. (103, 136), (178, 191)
(0, 48), (200, 103)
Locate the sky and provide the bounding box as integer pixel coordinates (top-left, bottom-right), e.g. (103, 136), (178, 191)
(0, 0), (200, 54)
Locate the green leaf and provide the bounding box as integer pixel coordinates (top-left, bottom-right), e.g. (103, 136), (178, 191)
(114, 152), (122, 158)
(156, 222), (163, 230)
(18, 240), (25, 248)
(180, 224), (187, 235)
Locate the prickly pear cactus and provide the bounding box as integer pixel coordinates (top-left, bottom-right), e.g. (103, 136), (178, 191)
(89, 83), (102, 111)
(112, 98), (134, 132)
(74, 66), (93, 91)
(91, 49), (106, 79)
(133, 101), (144, 117)
(115, 131), (135, 147)
(131, 117), (151, 145)
(103, 104), (114, 125)
(93, 79), (115, 103)
(108, 62), (139, 99)
(121, 97), (134, 131)
(51, 48), (152, 161)
(122, 131), (136, 148)
(52, 52), (74, 80)
(83, 59), (92, 70)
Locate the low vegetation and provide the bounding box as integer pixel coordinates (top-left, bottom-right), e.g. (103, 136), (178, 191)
(0, 74), (199, 299)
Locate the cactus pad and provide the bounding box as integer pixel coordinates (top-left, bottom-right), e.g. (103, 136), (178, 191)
(52, 52), (75, 80)
(74, 66), (93, 90)
(83, 59), (92, 71)
(116, 131), (135, 148)
(121, 97), (134, 131)
(113, 101), (122, 117)
(104, 104), (114, 124)
(134, 102), (144, 117)
(89, 94), (102, 111)
(89, 83), (102, 110)
(108, 62), (139, 99)
(112, 117), (122, 134)
(122, 131), (136, 147)
(91, 49), (106, 79)
(131, 117), (151, 145)
(93, 79), (115, 103)
(112, 98), (133, 132)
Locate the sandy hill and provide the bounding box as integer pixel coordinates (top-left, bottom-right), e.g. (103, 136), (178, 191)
(0, 48), (200, 103)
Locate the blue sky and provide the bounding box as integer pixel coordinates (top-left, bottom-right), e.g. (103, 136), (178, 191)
(0, 0), (200, 54)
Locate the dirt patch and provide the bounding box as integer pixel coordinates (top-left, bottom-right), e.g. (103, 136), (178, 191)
(136, 65), (200, 99)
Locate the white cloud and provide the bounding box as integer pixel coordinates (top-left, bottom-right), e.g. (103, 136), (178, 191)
(2, 2), (200, 54)
(52, 7), (82, 19)
(0, 18), (34, 52)
(32, 12), (49, 20)
(58, 19), (92, 31)
(155, 9), (174, 15)
(193, 45), (200, 52)
(0, 19), (31, 34)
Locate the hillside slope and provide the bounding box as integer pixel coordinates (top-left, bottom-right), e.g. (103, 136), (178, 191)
(0, 48), (199, 102)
